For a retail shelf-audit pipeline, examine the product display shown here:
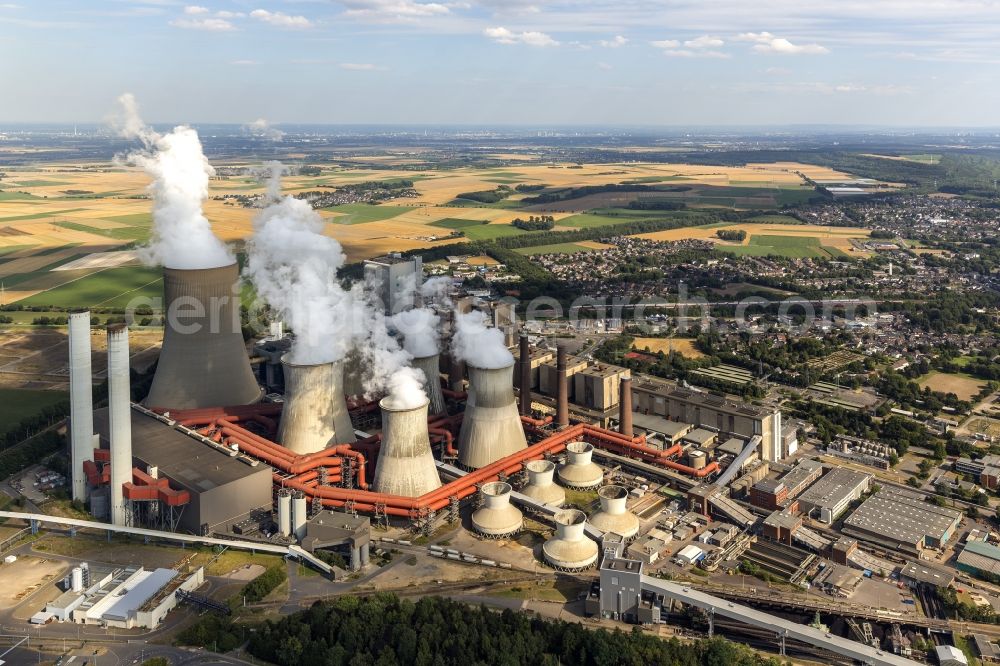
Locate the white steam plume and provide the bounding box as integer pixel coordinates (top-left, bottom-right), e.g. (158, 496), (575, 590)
(245, 117), (285, 141)
(113, 93), (234, 270)
(391, 308), (440, 358)
(419, 276), (452, 305)
(453, 310), (513, 369)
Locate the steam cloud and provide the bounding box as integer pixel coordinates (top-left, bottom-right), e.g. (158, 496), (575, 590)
(391, 308), (440, 358)
(245, 117), (285, 141)
(453, 310), (513, 369)
(113, 93), (234, 270)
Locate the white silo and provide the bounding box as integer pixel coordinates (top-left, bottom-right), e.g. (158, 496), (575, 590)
(68, 311), (94, 502)
(292, 491), (308, 540)
(71, 566), (84, 593)
(457, 362), (528, 469)
(587, 485), (640, 541)
(471, 482), (523, 538)
(106, 324), (133, 527)
(543, 509), (598, 571)
(556, 442), (604, 490)
(372, 396), (442, 497)
(277, 356), (355, 454)
(412, 353), (447, 416)
(277, 490), (292, 537)
(520, 460), (566, 507)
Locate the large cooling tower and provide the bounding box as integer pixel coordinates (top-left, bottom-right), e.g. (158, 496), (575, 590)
(457, 362), (528, 469)
(372, 396), (442, 497)
(471, 482), (523, 538)
(277, 357), (355, 454)
(144, 264), (261, 410)
(556, 441), (604, 490)
(543, 509), (598, 571)
(413, 353), (447, 416)
(587, 485), (640, 540)
(520, 460), (565, 507)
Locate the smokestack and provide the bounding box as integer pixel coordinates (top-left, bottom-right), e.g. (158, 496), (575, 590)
(588, 485), (640, 540)
(542, 509), (598, 571)
(372, 397), (442, 497)
(412, 353), (447, 416)
(518, 334), (531, 416)
(619, 376), (633, 438)
(69, 311), (94, 502)
(457, 362), (528, 469)
(277, 357), (355, 454)
(144, 264), (261, 410)
(556, 344), (569, 428)
(471, 482), (523, 538)
(107, 324), (133, 527)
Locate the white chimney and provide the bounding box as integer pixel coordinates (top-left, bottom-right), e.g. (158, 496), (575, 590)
(107, 324), (133, 527)
(68, 311), (94, 502)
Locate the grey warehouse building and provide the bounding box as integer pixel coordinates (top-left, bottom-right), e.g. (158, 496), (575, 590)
(843, 487), (961, 556)
(796, 467), (872, 524)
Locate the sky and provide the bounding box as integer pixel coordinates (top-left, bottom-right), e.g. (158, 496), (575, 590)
(2, 0), (1000, 127)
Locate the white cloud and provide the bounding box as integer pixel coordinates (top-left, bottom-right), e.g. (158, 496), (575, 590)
(250, 9), (312, 28)
(652, 37), (727, 58)
(736, 32), (828, 55)
(661, 48), (729, 59)
(599, 35), (627, 48)
(170, 16), (237, 31)
(231, 59), (259, 65)
(339, 62), (386, 70)
(684, 35), (724, 49)
(649, 39), (679, 49)
(484, 26), (558, 46)
(183, 5), (209, 15)
(340, 0), (451, 23)
(597, 61), (613, 70)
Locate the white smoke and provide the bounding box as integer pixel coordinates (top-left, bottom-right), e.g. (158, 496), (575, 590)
(419, 276), (452, 305)
(391, 308), (440, 358)
(453, 310), (513, 369)
(113, 93), (234, 270)
(246, 117), (285, 141)
(383, 366), (428, 411)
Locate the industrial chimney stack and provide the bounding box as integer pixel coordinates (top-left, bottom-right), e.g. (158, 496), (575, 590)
(556, 344), (569, 428)
(372, 397), (442, 497)
(107, 324), (133, 527)
(457, 362), (528, 469)
(144, 264), (261, 410)
(277, 357), (355, 455)
(619, 376), (633, 438)
(68, 311), (94, 502)
(518, 334), (531, 415)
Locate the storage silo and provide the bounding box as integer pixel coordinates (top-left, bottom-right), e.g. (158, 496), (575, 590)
(292, 491), (308, 540)
(556, 442), (604, 490)
(412, 353), (447, 416)
(543, 509), (598, 571)
(277, 490), (292, 537)
(457, 362), (528, 469)
(587, 485), (640, 540)
(519, 460), (565, 507)
(372, 396), (442, 497)
(277, 356), (355, 454)
(688, 449), (707, 470)
(71, 567), (84, 593)
(471, 482), (523, 538)
(144, 264), (261, 410)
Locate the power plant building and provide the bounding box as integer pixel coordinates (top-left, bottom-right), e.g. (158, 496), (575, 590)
(796, 467), (872, 524)
(364, 254), (422, 315)
(843, 487), (962, 554)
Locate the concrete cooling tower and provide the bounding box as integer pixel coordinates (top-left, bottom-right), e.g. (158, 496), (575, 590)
(412, 353), (447, 416)
(145, 264), (261, 410)
(587, 485), (640, 540)
(520, 460), (565, 507)
(543, 509), (598, 571)
(372, 396), (442, 497)
(457, 362), (528, 470)
(556, 441), (604, 490)
(277, 357), (355, 455)
(471, 482), (523, 538)
(342, 350), (365, 400)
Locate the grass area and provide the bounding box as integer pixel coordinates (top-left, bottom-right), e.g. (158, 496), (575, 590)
(18, 265), (164, 308)
(558, 213), (646, 228)
(953, 634), (982, 666)
(0, 191), (40, 201)
(428, 217), (483, 230)
(916, 371), (987, 401)
(563, 488), (599, 511)
(7, 179), (72, 187)
(191, 548), (285, 576)
(0, 207), (88, 223)
(514, 242), (607, 256)
(446, 197), (524, 209)
(101, 212), (153, 225)
(54, 220), (150, 241)
(717, 234), (841, 259)
(744, 214), (802, 225)
(492, 578), (588, 603)
(323, 203), (412, 225)
(460, 224), (531, 241)
(0, 388), (68, 438)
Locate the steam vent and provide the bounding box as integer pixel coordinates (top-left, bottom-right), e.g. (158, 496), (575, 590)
(519, 460), (566, 507)
(587, 485), (640, 540)
(457, 362), (528, 469)
(470, 482), (523, 538)
(543, 509), (598, 571)
(372, 396), (442, 497)
(556, 441), (604, 490)
(145, 264), (261, 410)
(277, 357), (355, 454)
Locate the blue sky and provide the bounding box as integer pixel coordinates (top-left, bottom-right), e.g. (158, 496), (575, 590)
(2, 0), (1000, 126)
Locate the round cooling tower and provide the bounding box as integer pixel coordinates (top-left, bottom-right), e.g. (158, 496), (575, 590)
(277, 356), (355, 455)
(543, 509), (598, 571)
(587, 485), (640, 540)
(471, 482), (523, 538)
(556, 442), (604, 490)
(520, 460), (565, 507)
(342, 349), (365, 400)
(372, 396), (442, 497)
(412, 353), (447, 416)
(145, 264), (261, 410)
(457, 362), (528, 469)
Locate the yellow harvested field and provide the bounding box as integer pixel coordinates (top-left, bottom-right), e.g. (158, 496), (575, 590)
(575, 241), (613, 250)
(632, 337), (705, 358)
(917, 372), (986, 402)
(466, 255), (500, 266)
(635, 223), (871, 252)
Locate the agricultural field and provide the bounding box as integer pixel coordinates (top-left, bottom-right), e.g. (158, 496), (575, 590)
(631, 337), (705, 358)
(514, 241), (612, 256)
(917, 371), (987, 401)
(0, 387), (67, 437)
(635, 222), (871, 258)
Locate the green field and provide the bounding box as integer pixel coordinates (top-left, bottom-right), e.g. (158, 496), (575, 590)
(717, 234), (843, 259)
(744, 214), (803, 225)
(322, 203), (411, 225)
(55, 221), (150, 242)
(0, 388), (68, 438)
(0, 191), (40, 201)
(446, 197), (524, 210)
(460, 224), (531, 241)
(514, 242), (607, 256)
(428, 218), (483, 230)
(19, 265), (164, 308)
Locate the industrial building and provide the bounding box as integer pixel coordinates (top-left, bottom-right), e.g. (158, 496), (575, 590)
(750, 479), (788, 511)
(899, 561), (956, 589)
(777, 459), (824, 499)
(364, 253), (423, 314)
(843, 488), (962, 555)
(796, 467), (873, 524)
(957, 540), (1000, 579)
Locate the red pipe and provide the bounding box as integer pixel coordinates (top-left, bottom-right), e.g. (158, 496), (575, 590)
(429, 427), (457, 457)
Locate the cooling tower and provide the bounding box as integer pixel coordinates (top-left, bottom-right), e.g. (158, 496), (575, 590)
(372, 396), (442, 497)
(277, 357), (355, 454)
(144, 264), (261, 410)
(520, 460), (565, 507)
(457, 362), (528, 469)
(342, 349), (365, 400)
(471, 482), (523, 538)
(412, 353), (447, 416)
(68, 311), (94, 502)
(556, 442), (604, 490)
(107, 324), (133, 527)
(587, 485), (640, 540)
(542, 509), (598, 571)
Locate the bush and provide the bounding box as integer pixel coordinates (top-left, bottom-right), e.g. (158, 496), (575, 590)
(241, 563), (287, 603)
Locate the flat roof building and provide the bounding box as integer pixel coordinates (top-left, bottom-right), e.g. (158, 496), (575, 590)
(797, 468), (872, 524)
(900, 561), (956, 589)
(843, 488), (962, 555)
(957, 540), (1000, 579)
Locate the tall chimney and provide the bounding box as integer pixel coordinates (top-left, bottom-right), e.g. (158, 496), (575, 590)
(556, 344), (569, 428)
(145, 264), (261, 409)
(412, 353), (447, 416)
(68, 311), (94, 502)
(457, 362), (528, 469)
(619, 376), (633, 438)
(277, 357), (355, 454)
(372, 396), (442, 497)
(107, 324), (133, 527)
(518, 334), (531, 415)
